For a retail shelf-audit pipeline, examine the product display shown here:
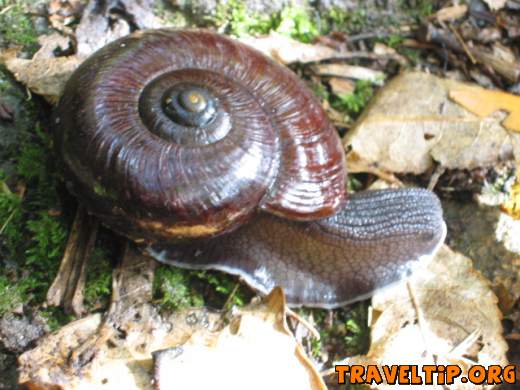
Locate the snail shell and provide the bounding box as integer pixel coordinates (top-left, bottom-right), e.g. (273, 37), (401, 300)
(55, 29), (446, 307)
(55, 29), (346, 242)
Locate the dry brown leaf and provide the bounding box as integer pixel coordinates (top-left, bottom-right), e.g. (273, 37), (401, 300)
(48, 0), (85, 31)
(239, 33), (337, 64)
(329, 77), (355, 95)
(75, 0), (164, 56)
(434, 5), (468, 22)
(373, 43), (408, 66)
(2, 34), (80, 103)
(19, 288), (325, 390)
(153, 289), (325, 390)
(311, 64), (385, 84)
(344, 72), (519, 174)
(483, 0), (507, 10)
(334, 245), (508, 389)
(449, 86), (520, 133)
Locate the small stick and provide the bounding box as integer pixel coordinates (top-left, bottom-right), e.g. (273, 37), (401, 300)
(221, 282), (241, 311)
(448, 24), (476, 64)
(68, 216), (99, 316)
(427, 164), (446, 191)
(46, 205), (99, 316)
(286, 307), (321, 340)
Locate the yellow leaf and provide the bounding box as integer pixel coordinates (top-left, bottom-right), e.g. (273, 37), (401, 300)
(449, 87), (520, 133)
(501, 181), (520, 219)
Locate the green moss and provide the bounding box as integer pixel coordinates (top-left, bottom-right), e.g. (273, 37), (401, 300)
(13, 125), (67, 299)
(299, 303), (370, 365)
(342, 304), (369, 354)
(0, 275), (27, 315)
(0, 175), (23, 255)
(0, 71), (68, 314)
(382, 33), (405, 49)
(0, 0), (38, 47)
(211, 2), (320, 42)
(274, 7), (319, 43)
(84, 247), (113, 309)
(153, 265), (252, 311)
(332, 80), (375, 117)
(154, 266), (205, 310)
(39, 307), (75, 332)
(213, 0), (274, 37)
(195, 270), (248, 307)
(310, 81), (330, 101)
(321, 7), (370, 35)
(398, 0), (435, 20)
(25, 212), (66, 265)
(399, 47), (421, 66)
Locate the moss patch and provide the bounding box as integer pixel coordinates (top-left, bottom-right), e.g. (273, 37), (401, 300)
(153, 265), (253, 311)
(0, 0), (38, 48)
(332, 79), (376, 118)
(0, 68), (68, 316)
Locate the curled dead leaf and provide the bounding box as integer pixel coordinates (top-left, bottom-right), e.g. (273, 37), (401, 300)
(483, 0), (507, 11)
(449, 87), (520, 134)
(434, 5), (468, 22)
(330, 245), (508, 389)
(239, 33), (338, 65)
(18, 288), (325, 390)
(2, 34), (80, 103)
(344, 72), (519, 174)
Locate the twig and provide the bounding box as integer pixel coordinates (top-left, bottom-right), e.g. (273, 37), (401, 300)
(0, 208), (17, 235)
(427, 164), (446, 191)
(286, 308), (321, 340)
(448, 24), (476, 64)
(68, 217), (99, 315)
(46, 205), (99, 316)
(222, 282), (241, 311)
(406, 280), (436, 365)
(0, 4), (14, 15)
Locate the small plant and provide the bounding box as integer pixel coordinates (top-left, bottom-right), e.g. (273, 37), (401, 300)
(0, 91), (68, 313)
(154, 266), (205, 310)
(398, 0), (435, 20)
(275, 7), (319, 43)
(310, 81), (330, 101)
(322, 7), (369, 35)
(333, 80), (375, 117)
(84, 247), (113, 309)
(212, 2), (319, 42)
(343, 304), (369, 355)
(196, 270), (248, 307)
(0, 0), (38, 47)
(213, 0), (274, 37)
(153, 265), (252, 311)
(384, 33), (405, 49)
(0, 275), (27, 315)
(39, 307), (75, 332)
(0, 174), (23, 256)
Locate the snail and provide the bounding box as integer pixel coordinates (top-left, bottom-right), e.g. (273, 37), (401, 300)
(54, 29), (446, 308)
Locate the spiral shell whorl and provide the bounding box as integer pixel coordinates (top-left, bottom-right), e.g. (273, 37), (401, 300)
(55, 29), (346, 242)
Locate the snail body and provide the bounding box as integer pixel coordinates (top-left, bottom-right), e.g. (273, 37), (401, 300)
(55, 29), (445, 308)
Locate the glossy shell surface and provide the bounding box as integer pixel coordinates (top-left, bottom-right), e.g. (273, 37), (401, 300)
(55, 29), (346, 241)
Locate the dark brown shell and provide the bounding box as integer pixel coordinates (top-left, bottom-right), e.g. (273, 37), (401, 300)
(54, 29), (346, 242)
